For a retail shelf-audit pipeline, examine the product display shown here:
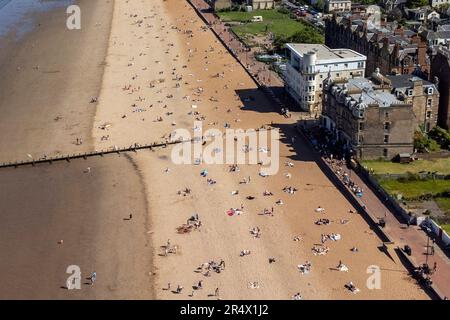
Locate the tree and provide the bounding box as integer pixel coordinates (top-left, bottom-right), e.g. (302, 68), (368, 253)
(315, 0), (325, 11)
(387, 8), (403, 22)
(406, 0), (429, 8)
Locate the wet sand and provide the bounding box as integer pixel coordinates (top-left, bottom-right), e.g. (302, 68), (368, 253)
(0, 0), (154, 299)
(0, 0), (113, 163)
(0, 155), (153, 299)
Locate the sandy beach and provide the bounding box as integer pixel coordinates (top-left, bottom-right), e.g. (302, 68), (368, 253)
(0, 0), (430, 299)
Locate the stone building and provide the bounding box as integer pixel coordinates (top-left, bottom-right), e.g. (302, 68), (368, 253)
(325, 13), (430, 78)
(321, 70), (439, 159)
(247, 0), (275, 10)
(384, 73), (439, 132)
(431, 46), (450, 129)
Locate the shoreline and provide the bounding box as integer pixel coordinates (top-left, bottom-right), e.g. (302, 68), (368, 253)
(0, 0), (112, 163)
(0, 0), (154, 299)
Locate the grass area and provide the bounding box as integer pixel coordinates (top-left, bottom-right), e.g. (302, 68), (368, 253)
(361, 158), (450, 175)
(435, 197), (450, 214)
(378, 179), (450, 200)
(217, 10), (288, 23)
(217, 9), (323, 43)
(441, 224), (450, 234)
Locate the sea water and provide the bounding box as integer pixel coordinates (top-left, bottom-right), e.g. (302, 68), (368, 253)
(0, 0), (73, 41)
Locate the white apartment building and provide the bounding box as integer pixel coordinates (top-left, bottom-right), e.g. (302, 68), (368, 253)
(285, 44), (367, 113)
(431, 0), (450, 8)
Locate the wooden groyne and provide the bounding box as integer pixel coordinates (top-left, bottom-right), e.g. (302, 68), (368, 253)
(0, 127), (277, 170)
(0, 139), (186, 169)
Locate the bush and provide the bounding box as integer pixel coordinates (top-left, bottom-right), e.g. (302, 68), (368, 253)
(428, 126), (450, 150)
(277, 7), (290, 15)
(414, 130), (441, 152)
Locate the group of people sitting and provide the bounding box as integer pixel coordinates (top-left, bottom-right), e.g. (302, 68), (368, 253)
(315, 218), (330, 225)
(250, 227), (261, 238)
(297, 261), (312, 274)
(312, 245), (330, 256)
(283, 186), (297, 194)
(196, 259), (226, 277)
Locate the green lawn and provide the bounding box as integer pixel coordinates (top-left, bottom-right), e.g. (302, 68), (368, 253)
(361, 158), (450, 175)
(435, 197), (450, 214)
(378, 179), (450, 200)
(441, 224), (450, 234)
(217, 10), (288, 23)
(217, 9), (323, 42)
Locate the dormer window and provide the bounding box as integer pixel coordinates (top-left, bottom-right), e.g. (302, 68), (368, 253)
(427, 87), (434, 95)
(407, 89), (413, 96)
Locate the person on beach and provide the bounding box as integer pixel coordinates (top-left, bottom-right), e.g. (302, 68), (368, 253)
(89, 272), (96, 286)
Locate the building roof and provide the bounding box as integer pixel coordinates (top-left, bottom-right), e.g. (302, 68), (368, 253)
(286, 43), (366, 63)
(428, 30), (450, 41)
(385, 74), (435, 89)
(334, 78), (402, 107)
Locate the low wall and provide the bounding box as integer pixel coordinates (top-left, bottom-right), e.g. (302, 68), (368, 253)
(427, 218), (450, 246)
(355, 162), (450, 246)
(354, 162), (413, 224)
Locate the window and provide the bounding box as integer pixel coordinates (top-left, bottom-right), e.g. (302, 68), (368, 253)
(383, 149), (388, 157)
(407, 89), (413, 96)
(337, 73), (340, 77)
(427, 99), (432, 107)
(385, 111), (389, 118)
(427, 87), (433, 95)
(384, 122), (390, 131)
(384, 135), (389, 143)
(426, 111), (432, 119)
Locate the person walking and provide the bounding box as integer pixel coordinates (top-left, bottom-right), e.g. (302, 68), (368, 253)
(89, 272), (96, 286)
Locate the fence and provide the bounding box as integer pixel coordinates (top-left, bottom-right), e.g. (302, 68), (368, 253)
(353, 162), (413, 224)
(427, 218), (450, 247)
